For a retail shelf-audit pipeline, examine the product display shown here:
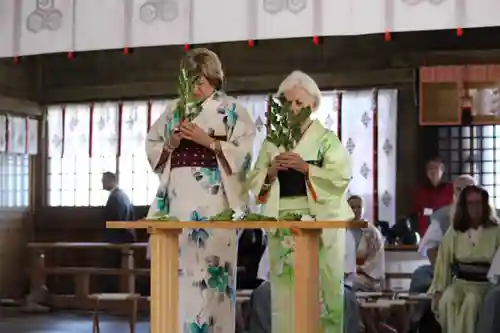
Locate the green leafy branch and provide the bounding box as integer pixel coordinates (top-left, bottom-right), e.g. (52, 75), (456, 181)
(266, 95), (312, 151)
(147, 212), (180, 221)
(209, 208), (276, 221)
(176, 65), (202, 122)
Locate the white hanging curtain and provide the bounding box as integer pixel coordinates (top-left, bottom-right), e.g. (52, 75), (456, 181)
(341, 90), (376, 223)
(237, 95), (268, 166)
(150, 99), (171, 126)
(92, 102), (119, 157)
(377, 90), (398, 225)
(311, 91), (340, 134)
(63, 104), (91, 157)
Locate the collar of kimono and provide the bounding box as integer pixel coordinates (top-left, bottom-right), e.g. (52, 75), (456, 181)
(199, 90), (226, 110)
(292, 120), (327, 158)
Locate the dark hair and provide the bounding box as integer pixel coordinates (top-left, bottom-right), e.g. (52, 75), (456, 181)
(102, 172), (117, 182)
(452, 185), (497, 232)
(426, 156), (443, 165)
(348, 195), (363, 202)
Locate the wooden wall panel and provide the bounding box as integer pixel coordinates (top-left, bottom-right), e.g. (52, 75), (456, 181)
(0, 209), (31, 298)
(0, 58), (38, 300)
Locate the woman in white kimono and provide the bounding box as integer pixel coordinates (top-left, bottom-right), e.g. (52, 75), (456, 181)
(246, 70), (354, 333)
(429, 185), (500, 333)
(347, 195), (385, 291)
(146, 48), (256, 333)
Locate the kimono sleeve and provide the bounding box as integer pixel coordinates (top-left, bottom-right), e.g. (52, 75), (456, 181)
(306, 131), (351, 202)
(428, 228), (455, 294)
(217, 102), (256, 175)
(245, 140), (274, 203)
(145, 101), (176, 173)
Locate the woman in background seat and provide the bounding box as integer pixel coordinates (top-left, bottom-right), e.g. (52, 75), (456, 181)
(429, 185), (500, 333)
(348, 195), (385, 291)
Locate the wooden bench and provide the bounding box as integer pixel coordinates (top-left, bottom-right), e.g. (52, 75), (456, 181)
(27, 242), (249, 311)
(91, 293), (141, 333)
(357, 292), (431, 333)
(27, 242), (149, 310)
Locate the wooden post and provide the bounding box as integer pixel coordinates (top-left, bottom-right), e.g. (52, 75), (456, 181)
(149, 227), (181, 333)
(29, 249), (46, 297)
(293, 228), (321, 333)
(120, 248), (135, 293)
(75, 272), (90, 302)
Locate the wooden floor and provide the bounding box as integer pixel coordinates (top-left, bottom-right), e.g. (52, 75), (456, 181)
(0, 310), (150, 333)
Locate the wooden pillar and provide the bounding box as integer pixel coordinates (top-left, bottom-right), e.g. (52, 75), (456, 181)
(29, 249), (46, 295)
(293, 229), (321, 333)
(149, 228), (181, 333)
(120, 248), (135, 293)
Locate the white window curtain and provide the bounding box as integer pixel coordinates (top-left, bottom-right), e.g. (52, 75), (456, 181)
(311, 91), (340, 134)
(377, 90), (398, 224)
(237, 91), (398, 224)
(237, 95), (268, 166)
(341, 90), (376, 223)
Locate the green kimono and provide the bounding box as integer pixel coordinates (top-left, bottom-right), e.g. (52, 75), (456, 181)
(247, 120), (354, 333)
(429, 225), (500, 333)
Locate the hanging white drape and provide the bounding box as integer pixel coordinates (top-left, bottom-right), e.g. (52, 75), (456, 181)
(237, 95), (268, 166)
(311, 91), (340, 134)
(341, 90), (376, 222)
(377, 90), (398, 225)
(92, 102), (119, 157)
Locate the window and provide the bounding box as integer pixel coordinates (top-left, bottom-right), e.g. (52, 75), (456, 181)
(47, 100), (170, 207)
(438, 125), (500, 207)
(46, 92), (388, 211)
(0, 153), (30, 207)
(119, 101), (166, 206)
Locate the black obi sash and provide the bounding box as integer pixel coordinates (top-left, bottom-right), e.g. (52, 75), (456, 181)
(170, 135), (226, 169)
(278, 159), (323, 198)
(451, 260), (490, 282)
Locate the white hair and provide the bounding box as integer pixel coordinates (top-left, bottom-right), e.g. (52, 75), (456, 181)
(277, 70), (322, 109)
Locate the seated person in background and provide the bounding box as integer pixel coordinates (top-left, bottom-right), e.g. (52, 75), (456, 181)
(249, 229), (361, 333)
(101, 171), (135, 293)
(412, 157), (454, 237)
(411, 175), (475, 294)
(102, 171), (135, 243)
(429, 185), (500, 333)
(348, 195), (385, 291)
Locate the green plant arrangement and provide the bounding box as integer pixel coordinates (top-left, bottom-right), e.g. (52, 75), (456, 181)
(208, 208), (277, 221)
(147, 212), (180, 221)
(266, 95), (312, 151)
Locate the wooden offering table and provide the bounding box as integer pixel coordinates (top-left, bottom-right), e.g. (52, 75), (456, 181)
(107, 220), (366, 333)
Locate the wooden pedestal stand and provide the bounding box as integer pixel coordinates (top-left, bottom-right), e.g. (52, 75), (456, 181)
(107, 220), (366, 333)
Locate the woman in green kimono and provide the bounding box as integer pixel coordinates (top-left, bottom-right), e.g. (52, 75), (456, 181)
(246, 70), (354, 333)
(429, 185), (500, 333)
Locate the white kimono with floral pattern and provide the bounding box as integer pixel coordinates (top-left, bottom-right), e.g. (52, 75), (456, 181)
(146, 92), (256, 333)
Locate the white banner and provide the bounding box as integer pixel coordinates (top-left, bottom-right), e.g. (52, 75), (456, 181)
(0, 0), (499, 58)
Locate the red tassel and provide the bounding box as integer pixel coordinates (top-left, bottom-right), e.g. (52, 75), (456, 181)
(67, 51), (73, 59)
(456, 28), (463, 37)
(312, 35), (320, 45)
(184, 44), (191, 51)
(123, 47), (129, 54)
(247, 39), (255, 47)
(384, 31), (391, 42)
(13, 56), (19, 65)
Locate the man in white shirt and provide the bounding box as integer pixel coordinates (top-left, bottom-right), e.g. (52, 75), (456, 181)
(248, 229), (361, 333)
